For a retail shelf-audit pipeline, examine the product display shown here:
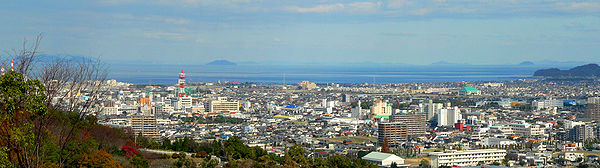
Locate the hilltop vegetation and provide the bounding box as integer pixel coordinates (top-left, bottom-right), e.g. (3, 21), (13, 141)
(534, 64), (600, 77)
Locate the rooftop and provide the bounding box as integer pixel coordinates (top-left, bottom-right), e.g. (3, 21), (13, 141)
(460, 86), (480, 92)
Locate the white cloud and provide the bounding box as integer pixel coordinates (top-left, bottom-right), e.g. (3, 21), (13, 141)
(285, 4), (345, 13)
(111, 14), (190, 25)
(284, 2), (382, 13)
(347, 2), (382, 12)
(195, 39), (205, 43)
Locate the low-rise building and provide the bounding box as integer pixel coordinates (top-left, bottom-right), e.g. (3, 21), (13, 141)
(361, 152), (404, 167)
(430, 149), (506, 168)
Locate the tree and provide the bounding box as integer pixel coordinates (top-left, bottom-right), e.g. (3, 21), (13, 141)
(286, 145), (308, 166)
(382, 137), (391, 153)
(0, 71), (48, 167)
(129, 155), (149, 168)
(78, 150), (123, 168)
(172, 155), (196, 168)
(419, 159), (430, 168)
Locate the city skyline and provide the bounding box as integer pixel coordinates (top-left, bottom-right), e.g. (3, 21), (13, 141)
(1, 0), (599, 65)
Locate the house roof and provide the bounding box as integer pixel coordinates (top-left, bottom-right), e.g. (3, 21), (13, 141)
(361, 152), (404, 162)
(460, 86), (480, 92)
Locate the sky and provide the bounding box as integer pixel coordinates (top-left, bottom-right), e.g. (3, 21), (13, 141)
(0, 0), (599, 65)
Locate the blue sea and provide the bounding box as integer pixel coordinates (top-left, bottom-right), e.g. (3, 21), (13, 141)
(107, 64), (557, 84)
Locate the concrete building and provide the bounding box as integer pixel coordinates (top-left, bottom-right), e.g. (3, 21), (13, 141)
(390, 114), (426, 136)
(297, 81), (317, 90)
(421, 100), (443, 121)
(378, 114), (426, 146)
(569, 124), (595, 142)
(532, 99), (563, 110)
(510, 121), (544, 137)
(102, 106), (119, 115)
(168, 96), (192, 110)
(370, 100), (392, 118)
(206, 97), (239, 112)
(459, 86), (481, 95)
(430, 149), (506, 168)
(482, 137), (516, 146)
(351, 100), (363, 120)
(130, 115), (159, 140)
(378, 122), (407, 145)
(361, 152), (405, 167)
(586, 97), (600, 121)
(437, 107), (461, 127)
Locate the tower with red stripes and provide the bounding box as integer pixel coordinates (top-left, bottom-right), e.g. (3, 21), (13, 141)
(178, 70), (186, 97)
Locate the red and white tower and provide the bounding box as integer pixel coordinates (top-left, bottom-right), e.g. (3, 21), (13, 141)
(178, 70), (186, 97)
(1, 66), (5, 75)
(10, 60), (14, 71)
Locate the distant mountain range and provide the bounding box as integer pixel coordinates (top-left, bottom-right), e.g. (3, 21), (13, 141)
(206, 60), (236, 66)
(533, 64), (600, 77)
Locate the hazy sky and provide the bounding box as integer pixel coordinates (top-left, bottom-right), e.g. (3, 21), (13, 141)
(1, 0), (599, 65)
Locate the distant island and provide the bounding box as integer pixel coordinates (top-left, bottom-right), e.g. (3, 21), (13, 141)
(518, 61), (534, 66)
(206, 60), (236, 66)
(533, 63), (600, 77)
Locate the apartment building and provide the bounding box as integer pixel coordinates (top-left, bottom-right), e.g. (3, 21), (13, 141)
(378, 114), (426, 146)
(130, 115), (159, 140)
(206, 97), (239, 112)
(430, 149), (506, 168)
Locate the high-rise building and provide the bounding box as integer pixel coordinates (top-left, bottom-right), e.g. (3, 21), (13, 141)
(586, 97), (600, 121)
(370, 100), (392, 119)
(437, 107), (461, 126)
(390, 114), (427, 136)
(130, 115), (159, 140)
(569, 124), (595, 142)
(378, 114), (426, 146)
(297, 81), (317, 90)
(206, 97), (239, 112)
(352, 100), (363, 120)
(342, 94), (352, 102)
(421, 100), (443, 121)
(378, 122), (407, 145)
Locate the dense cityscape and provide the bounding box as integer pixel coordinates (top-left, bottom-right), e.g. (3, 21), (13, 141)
(73, 69), (600, 167)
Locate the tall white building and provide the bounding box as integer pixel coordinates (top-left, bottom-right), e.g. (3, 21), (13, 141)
(437, 107), (461, 126)
(421, 100), (443, 121)
(167, 97), (192, 111)
(430, 149), (506, 168)
(351, 100), (363, 120)
(370, 100), (392, 118)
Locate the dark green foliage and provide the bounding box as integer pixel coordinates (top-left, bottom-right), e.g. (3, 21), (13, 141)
(129, 155), (149, 168)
